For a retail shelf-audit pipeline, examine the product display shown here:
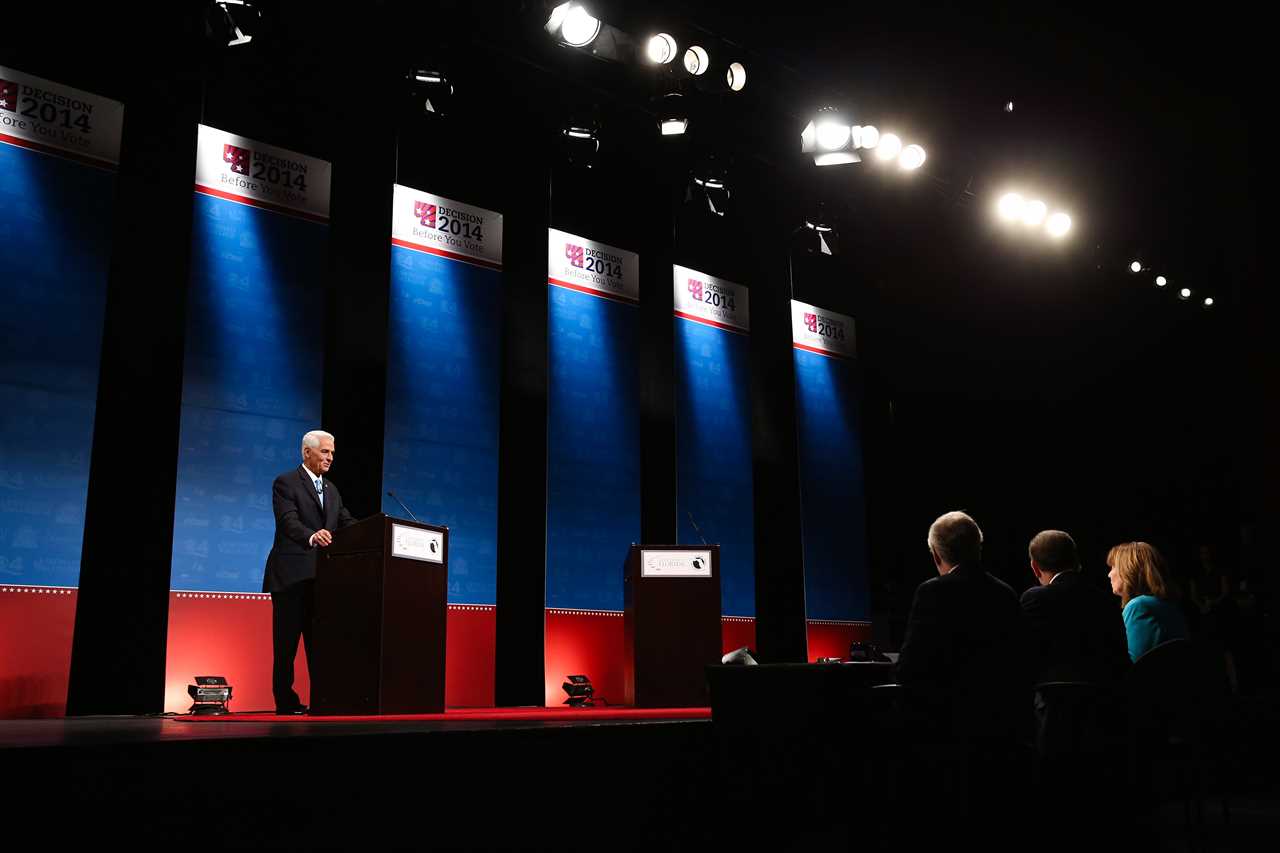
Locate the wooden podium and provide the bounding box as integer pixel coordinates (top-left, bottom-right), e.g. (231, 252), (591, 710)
(623, 544), (722, 707)
(311, 514), (448, 715)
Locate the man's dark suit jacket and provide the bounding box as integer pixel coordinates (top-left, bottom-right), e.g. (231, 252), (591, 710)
(262, 466), (357, 593)
(1020, 571), (1130, 684)
(896, 563), (1030, 736)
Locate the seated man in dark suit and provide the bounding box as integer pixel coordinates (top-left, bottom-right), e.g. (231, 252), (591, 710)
(263, 429), (357, 714)
(1021, 530), (1130, 684)
(896, 511), (1029, 738)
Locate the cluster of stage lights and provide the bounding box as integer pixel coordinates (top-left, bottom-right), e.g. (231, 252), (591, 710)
(1129, 261), (1215, 308)
(544, 3), (746, 138)
(995, 192), (1073, 239)
(800, 108), (926, 171)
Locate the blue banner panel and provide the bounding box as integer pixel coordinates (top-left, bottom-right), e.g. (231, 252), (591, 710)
(794, 349), (870, 621)
(0, 143), (113, 587)
(545, 287), (641, 611)
(674, 319), (755, 617)
(170, 193), (326, 592)
(382, 248), (501, 605)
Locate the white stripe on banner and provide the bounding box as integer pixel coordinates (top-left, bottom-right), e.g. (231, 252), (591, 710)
(0, 65), (124, 167)
(547, 229), (639, 303)
(791, 299), (857, 359)
(194, 124), (331, 221)
(391, 184), (503, 269)
(672, 264), (750, 332)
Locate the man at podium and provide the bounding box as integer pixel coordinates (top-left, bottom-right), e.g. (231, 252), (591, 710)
(263, 430), (357, 714)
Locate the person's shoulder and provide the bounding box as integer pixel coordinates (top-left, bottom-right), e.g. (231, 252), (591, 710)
(1124, 594), (1159, 617)
(1020, 583), (1048, 607)
(983, 570), (1019, 600)
(273, 467), (303, 485)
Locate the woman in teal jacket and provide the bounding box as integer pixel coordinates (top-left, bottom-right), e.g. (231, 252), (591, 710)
(1107, 541), (1188, 661)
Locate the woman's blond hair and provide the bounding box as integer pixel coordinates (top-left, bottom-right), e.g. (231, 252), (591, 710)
(1107, 541), (1177, 606)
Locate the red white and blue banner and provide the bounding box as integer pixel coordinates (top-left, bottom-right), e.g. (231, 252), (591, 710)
(790, 300), (871, 655)
(0, 65), (124, 168)
(194, 124), (330, 222)
(166, 126), (331, 713)
(672, 265), (755, 620)
(384, 185), (504, 706)
(0, 68), (122, 717)
(544, 229), (641, 703)
(390, 184), (503, 270)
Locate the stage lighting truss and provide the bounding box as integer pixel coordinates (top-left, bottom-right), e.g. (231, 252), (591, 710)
(205, 0), (259, 48)
(994, 190), (1073, 239)
(801, 108), (925, 171)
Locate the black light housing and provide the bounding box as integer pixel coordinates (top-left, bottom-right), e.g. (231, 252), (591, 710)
(187, 675), (233, 715)
(562, 674), (595, 707)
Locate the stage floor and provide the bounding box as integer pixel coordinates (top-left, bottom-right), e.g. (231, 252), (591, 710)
(0, 705), (711, 749)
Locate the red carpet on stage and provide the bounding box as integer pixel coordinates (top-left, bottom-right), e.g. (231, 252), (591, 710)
(178, 705), (711, 723)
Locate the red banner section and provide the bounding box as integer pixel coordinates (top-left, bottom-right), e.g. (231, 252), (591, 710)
(805, 620), (873, 661)
(0, 586), (77, 718)
(721, 616), (757, 656)
(545, 610), (759, 707)
(164, 594), (497, 713)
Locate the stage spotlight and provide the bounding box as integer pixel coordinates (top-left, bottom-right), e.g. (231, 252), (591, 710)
(801, 108), (860, 166)
(899, 144), (927, 171)
(856, 125), (880, 149)
(691, 157), (730, 216)
(1155, 275), (1168, 287)
(562, 674), (595, 707)
(561, 114), (600, 168)
(802, 218), (839, 256)
(683, 44), (710, 76)
(205, 1), (259, 48)
(1005, 100), (1015, 113)
(1022, 199), (1047, 226)
(406, 68), (455, 117)
(726, 62), (747, 92)
(546, 3), (602, 47)
(875, 133), (902, 162)
(997, 192), (1025, 222)
(1203, 296), (1215, 308)
(187, 675), (232, 715)
(647, 32), (678, 64)
(1179, 287), (1192, 300)
(1130, 260), (1143, 273)
(1046, 211), (1072, 237)
(658, 92), (688, 136)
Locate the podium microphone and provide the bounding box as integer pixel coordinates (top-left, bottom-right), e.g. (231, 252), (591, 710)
(386, 490), (421, 523)
(685, 510), (710, 547)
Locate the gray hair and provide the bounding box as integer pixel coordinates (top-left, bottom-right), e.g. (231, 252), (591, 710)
(927, 511), (983, 567)
(300, 430), (334, 459)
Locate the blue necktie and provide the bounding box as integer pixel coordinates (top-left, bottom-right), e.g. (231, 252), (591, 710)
(315, 478), (324, 508)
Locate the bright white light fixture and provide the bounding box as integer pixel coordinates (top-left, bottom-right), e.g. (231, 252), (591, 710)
(1130, 260), (1143, 273)
(726, 62), (747, 92)
(683, 45), (709, 76)
(816, 121), (851, 151)
(876, 133), (902, 162)
(856, 125), (880, 149)
(1046, 211), (1072, 237)
(560, 4), (602, 46)
(1179, 287), (1192, 299)
(1022, 200), (1047, 226)
(997, 192), (1025, 222)
(647, 33), (677, 64)
(1155, 275), (1168, 287)
(899, 144), (926, 170)
(1203, 297), (1215, 307)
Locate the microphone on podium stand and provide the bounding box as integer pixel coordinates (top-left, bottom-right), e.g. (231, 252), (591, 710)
(386, 490), (420, 523)
(685, 510), (710, 547)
